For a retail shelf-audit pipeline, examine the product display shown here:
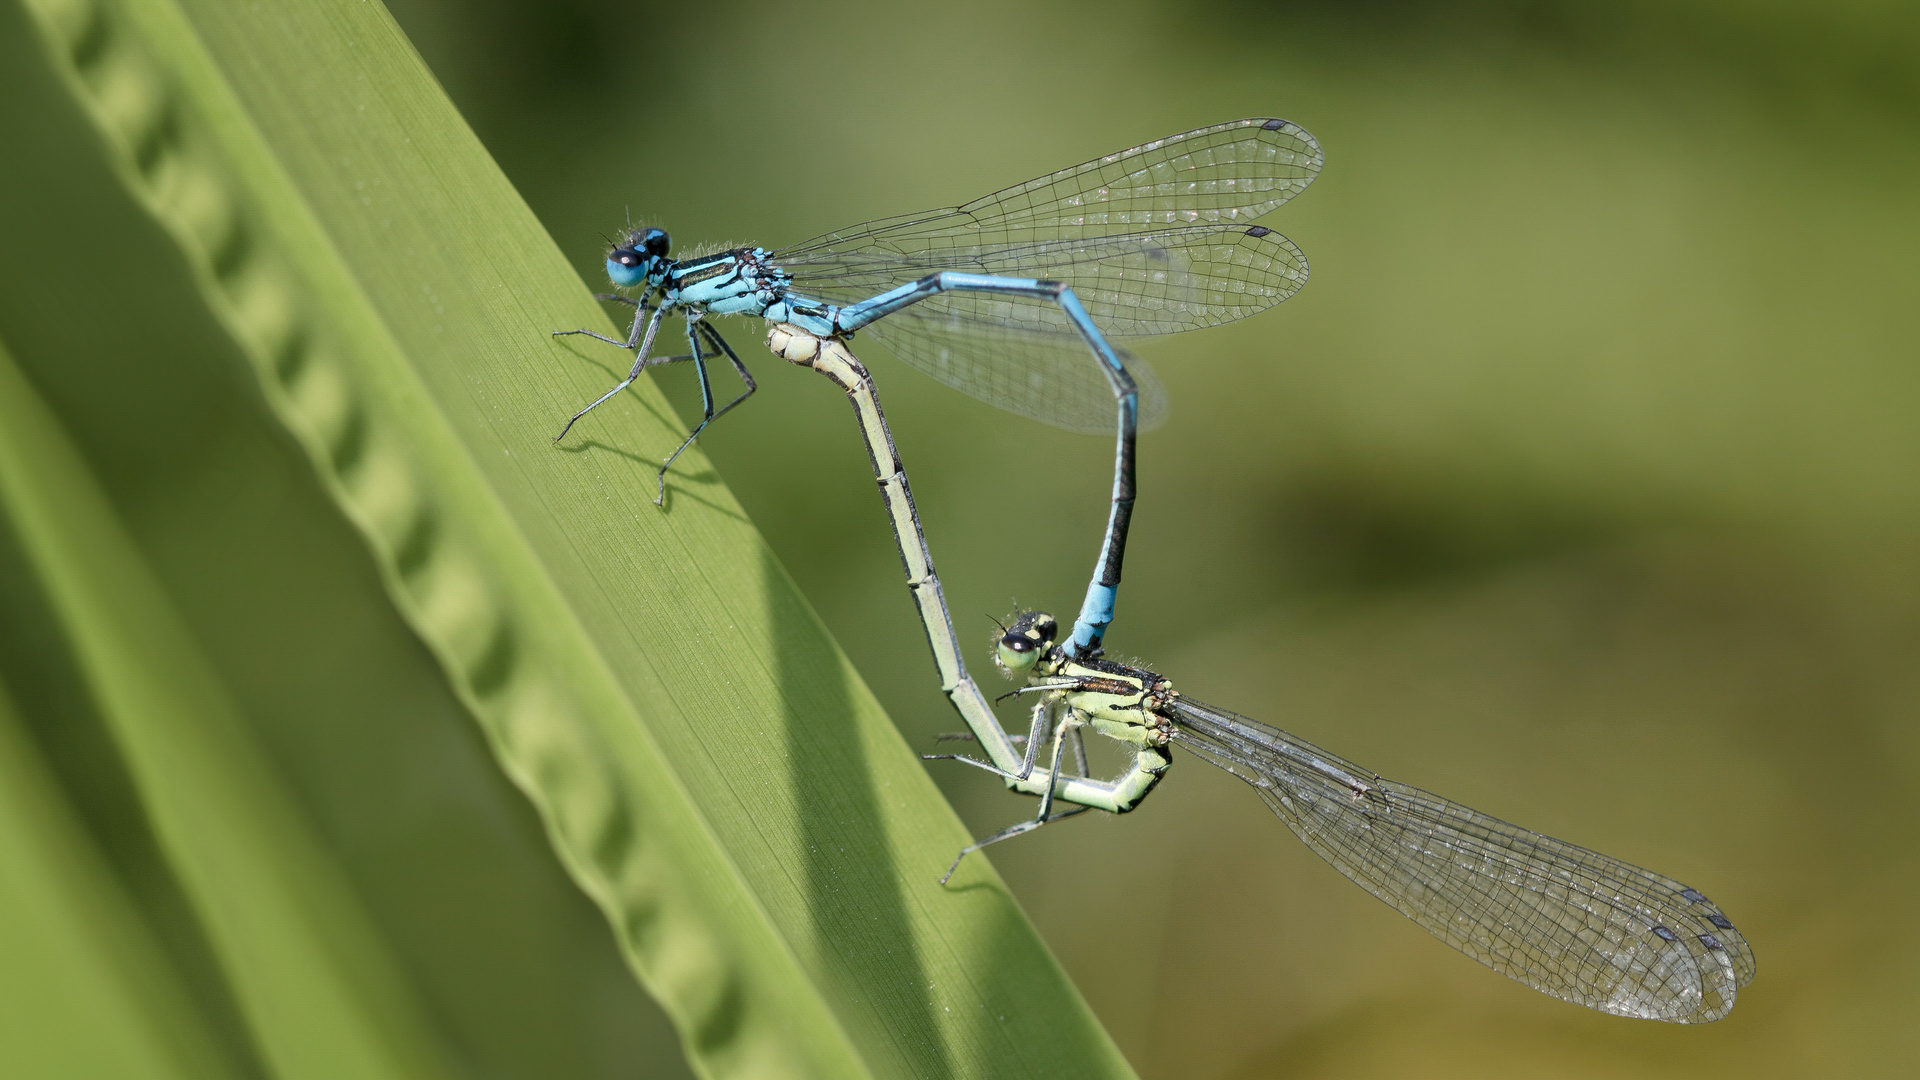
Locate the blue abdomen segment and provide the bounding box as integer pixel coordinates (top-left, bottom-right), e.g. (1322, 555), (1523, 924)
(1071, 584), (1119, 653)
(833, 273), (1044, 333)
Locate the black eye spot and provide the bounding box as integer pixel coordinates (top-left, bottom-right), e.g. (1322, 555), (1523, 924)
(1000, 634), (1034, 653)
(611, 248), (641, 266)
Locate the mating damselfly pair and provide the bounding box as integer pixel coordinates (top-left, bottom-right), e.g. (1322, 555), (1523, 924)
(553, 120), (1753, 1023)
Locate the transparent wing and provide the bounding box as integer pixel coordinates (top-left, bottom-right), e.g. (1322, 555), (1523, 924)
(785, 224), (1309, 337)
(859, 297), (1170, 434)
(780, 118), (1322, 259)
(1166, 696), (1755, 1023)
(772, 119), (1319, 429)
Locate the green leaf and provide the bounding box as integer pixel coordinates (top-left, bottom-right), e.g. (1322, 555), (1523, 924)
(0, 0), (1134, 1078)
(0, 662), (236, 1080)
(0, 336), (457, 1080)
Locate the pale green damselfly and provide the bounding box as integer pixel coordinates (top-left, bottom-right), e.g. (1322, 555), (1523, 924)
(768, 325), (1753, 1024)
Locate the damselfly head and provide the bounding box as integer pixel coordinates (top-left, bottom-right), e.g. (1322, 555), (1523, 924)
(993, 611), (1058, 679)
(606, 226), (671, 287)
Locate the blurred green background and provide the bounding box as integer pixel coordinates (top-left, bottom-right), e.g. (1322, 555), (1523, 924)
(377, 0), (1920, 1076)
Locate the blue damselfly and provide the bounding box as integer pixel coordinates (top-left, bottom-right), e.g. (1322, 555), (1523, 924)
(556, 119), (1320, 655)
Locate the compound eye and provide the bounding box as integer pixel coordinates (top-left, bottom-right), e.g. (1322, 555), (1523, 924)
(1000, 633), (1035, 654)
(642, 227), (671, 257)
(610, 247), (642, 268)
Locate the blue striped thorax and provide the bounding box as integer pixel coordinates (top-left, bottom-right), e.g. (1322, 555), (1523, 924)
(665, 247), (792, 317)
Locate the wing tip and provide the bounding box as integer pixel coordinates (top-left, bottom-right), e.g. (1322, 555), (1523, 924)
(1248, 116), (1326, 173)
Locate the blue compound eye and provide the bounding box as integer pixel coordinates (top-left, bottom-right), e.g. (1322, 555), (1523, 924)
(606, 246), (649, 286)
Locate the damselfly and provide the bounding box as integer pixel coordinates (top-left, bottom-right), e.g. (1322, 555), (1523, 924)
(555, 119), (1320, 655)
(768, 329), (1749, 1021)
(941, 609), (1757, 1024)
